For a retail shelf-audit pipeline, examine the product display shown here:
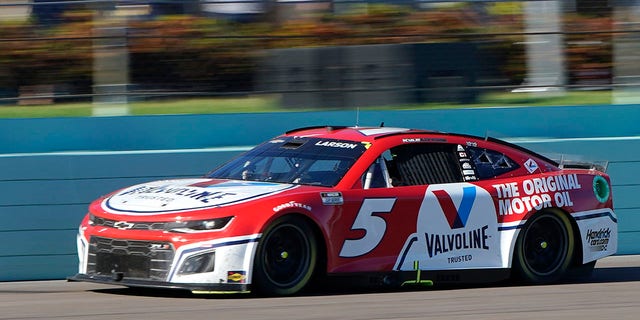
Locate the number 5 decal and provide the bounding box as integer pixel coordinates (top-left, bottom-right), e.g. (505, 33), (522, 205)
(339, 198), (396, 257)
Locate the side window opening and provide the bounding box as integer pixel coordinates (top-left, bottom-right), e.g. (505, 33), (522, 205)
(477, 151), (492, 164)
(467, 146), (520, 179)
(494, 156), (512, 169)
(390, 143), (463, 186)
(362, 155), (392, 189)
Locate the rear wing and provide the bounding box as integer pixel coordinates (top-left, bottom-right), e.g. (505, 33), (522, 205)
(557, 156), (609, 173)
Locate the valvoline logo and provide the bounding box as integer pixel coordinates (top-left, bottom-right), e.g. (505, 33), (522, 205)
(103, 179), (296, 215)
(432, 186), (476, 229)
(394, 183), (500, 271)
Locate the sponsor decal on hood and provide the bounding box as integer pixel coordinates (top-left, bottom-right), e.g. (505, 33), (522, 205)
(103, 179), (295, 215)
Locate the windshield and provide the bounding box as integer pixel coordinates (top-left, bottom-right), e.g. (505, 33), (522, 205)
(208, 137), (368, 187)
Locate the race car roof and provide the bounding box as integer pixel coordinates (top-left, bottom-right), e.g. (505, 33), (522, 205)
(283, 126), (559, 166)
(284, 126), (436, 141)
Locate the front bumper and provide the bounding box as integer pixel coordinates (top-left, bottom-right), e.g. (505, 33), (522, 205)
(68, 273), (249, 294)
(76, 230), (261, 293)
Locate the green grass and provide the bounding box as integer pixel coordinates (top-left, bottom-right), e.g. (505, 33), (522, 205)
(476, 90), (613, 107)
(130, 96), (286, 115)
(0, 90), (616, 119)
(0, 103), (94, 118)
(0, 96), (284, 118)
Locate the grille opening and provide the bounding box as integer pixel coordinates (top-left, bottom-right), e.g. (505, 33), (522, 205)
(95, 252), (150, 279)
(87, 236), (174, 281)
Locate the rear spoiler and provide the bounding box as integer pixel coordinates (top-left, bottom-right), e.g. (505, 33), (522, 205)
(557, 156), (609, 173)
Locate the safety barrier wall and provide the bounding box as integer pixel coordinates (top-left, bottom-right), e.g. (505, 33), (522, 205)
(1, 105), (639, 281)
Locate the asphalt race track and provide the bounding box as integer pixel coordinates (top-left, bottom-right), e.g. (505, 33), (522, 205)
(1, 256), (639, 320)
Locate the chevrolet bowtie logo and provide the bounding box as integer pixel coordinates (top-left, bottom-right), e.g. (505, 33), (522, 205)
(113, 221), (135, 230)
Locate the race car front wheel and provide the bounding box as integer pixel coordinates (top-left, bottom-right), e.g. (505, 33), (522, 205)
(513, 210), (575, 284)
(253, 215), (318, 296)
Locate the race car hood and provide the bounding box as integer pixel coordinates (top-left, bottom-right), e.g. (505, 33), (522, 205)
(101, 178), (297, 216)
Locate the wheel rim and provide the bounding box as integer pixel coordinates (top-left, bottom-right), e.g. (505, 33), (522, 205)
(522, 215), (568, 276)
(261, 223), (311, 288)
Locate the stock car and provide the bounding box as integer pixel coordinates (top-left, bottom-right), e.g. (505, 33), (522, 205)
(69, 126), (617, 296)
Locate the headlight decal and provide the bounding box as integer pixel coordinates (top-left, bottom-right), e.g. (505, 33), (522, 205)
(168, 216), (234, 233)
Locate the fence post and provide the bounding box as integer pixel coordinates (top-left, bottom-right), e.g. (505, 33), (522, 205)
(92, 3), (130, 116)
(613, 0), (640, 104)
(517, 0), (566, 95)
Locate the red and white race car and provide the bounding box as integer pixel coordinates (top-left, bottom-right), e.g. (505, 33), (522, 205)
(70, 126), (617, 296)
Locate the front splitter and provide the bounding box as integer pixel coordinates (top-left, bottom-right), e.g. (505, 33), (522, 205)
(67, 273), (250, 294)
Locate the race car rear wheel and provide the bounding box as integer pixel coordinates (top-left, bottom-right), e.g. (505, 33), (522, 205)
(253, 215), (318, 296)
(513, 210), (575, 284)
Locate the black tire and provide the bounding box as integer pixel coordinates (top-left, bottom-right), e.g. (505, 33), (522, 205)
(252, 216), (318, 296)
(513, 210), (575, 284)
